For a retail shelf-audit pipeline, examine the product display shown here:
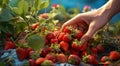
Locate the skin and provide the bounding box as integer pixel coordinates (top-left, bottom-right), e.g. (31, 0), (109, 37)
(61, 0), (120, 44)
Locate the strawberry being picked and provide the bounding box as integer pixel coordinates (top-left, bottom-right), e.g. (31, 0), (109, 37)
(4, 41), (15, 50)
(16, 47), (29, 61)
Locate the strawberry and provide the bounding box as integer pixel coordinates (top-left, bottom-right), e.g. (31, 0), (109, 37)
(41, 60), (54, 66)
(91, 47), (98, 54)
(80, 44), (88, 51)
(62, 34), (71, 43)
(29, 59), (37, 66)
(104, 61), (112, 66)
(35, 58), (46, 65)
(57, 53), (67, 63)
(96, 44), (104, 53)
(109, 51), (120, 61)
(60, 41), (69, 52)
(16, 48), (29, 61)
(88, 55), (98, 65)
(39, 13), (48, 18)
(4, 41), (15, 50)
(71, 39), (83, 51)
(46, 32), (55, 40)
(58, 32), (65, 41)
(52, 4), (59, 9)
(50, 38), (58, 44)
(83, 55), (98, 65)
(63, 26), (72, 34)
(45, 53), (57, 63)
(68, 54), (81, 65)
(31, 23), (38, 30)
(73, 30), (83, 39)
(100, 56), (110, 62)
(40, 47), (52, 57)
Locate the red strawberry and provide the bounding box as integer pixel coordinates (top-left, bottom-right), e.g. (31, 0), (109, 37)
(109, 51), (120, 61)
(60, 41), (69, 51)
(71, 42), (81, 52)
(40, 47), (52, 57)
(83, 55), (98, 65)
(104, 61), (112, 66)
(100, 56), (110, 62)
(50, 38), (58, 44)
(46, 32), (55, 40)
(45, 54), (57, 63)
(91, 47), (98, 54)
(73, 30), (83, 39)
(52, 4), (59, 9)
(68, 54), (81, 65)
(4, 41), (15, 50)
(35, 58), (46, 65)
(16, 48), (29, 61)
(63, 26), (71, 34)
(58, 32), (65, 41)
(29, 59), (37, 66)
(96, 44), (104, 53)
(57, 53), (67, 63)
(31, 23), (38, 30)
(39, 13), (48, 18)
(62, 34), (71, 43)
(80, 44), (88, 51)
(41, 60), (54, 66)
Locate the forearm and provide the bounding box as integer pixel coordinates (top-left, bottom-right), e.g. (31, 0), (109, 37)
(98, 0), (120, 19)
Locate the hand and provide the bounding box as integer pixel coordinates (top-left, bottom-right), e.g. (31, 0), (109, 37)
(61, 10), (109, 44)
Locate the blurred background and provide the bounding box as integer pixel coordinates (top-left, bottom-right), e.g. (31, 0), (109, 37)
(10, 0), (120, 23)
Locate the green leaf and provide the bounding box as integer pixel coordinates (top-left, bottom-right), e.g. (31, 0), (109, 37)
(15, 22), (27, 34)
(13, 0), (28, 16)
(27, 34), (45, 50)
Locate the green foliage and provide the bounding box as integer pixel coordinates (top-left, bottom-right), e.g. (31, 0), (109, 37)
(27, 34), (44, 50)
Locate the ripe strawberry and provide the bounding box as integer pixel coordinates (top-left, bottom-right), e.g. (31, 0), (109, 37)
(88, 55), (98, 65)
(50, 38), (58, 44)
(91, 47), (98, 54)
(40, 47), (52, 57)
(109, 51), (120, 61)
(62, 34), (71, 43)
(73, 30), (83, 39)
(83, 55), (98, 65)
(63, 26), (72, 34)
(96, 44), (104, 53)
(35, 58), (46, 65)
(45, 54), (57, 63)
(68, 54), (81, 65)
(60, 41), (69, 52)
(29, 59), (37, 66)
(39, 13), (48, 18)
(57, 53), (67, 63)
(4, 41), (15, 50)
(52, 4), (59, 9)
(58, 32), (65, 41)
(104, 61), (112, 66)
(71, 42), (81, 52)
(46, 32), (55, 40)
(31, 23), (38, 30)
(41, 60), (54, 66)
(80, 44), (88, 51)
(16, 48), (29, 61)
(100, 56), (110, 62)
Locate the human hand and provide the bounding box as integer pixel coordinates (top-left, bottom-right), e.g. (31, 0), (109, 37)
(61, 10), (110, 44)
